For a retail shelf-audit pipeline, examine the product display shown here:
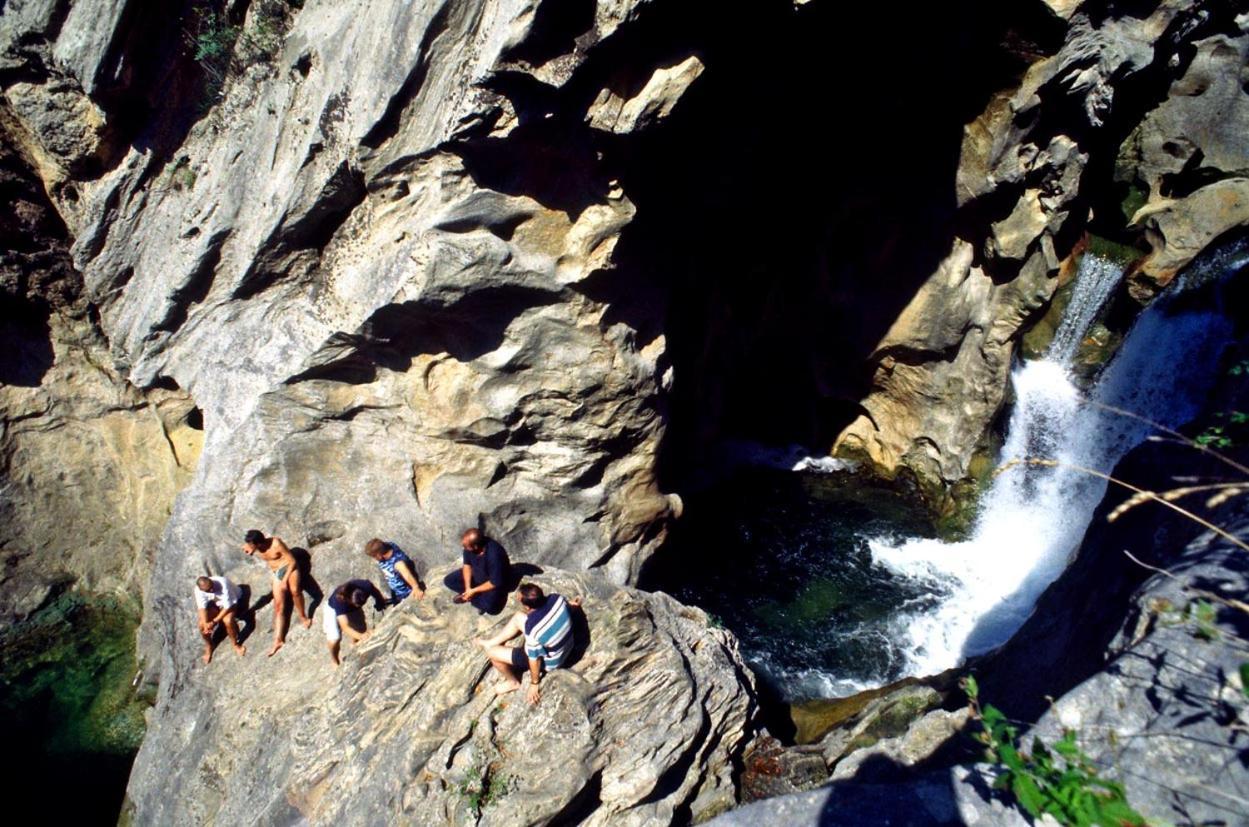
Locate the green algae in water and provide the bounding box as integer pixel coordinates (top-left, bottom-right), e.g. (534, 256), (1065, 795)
(0, 592), (147, 823)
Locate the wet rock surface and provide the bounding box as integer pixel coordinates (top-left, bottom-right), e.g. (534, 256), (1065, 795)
(126, 567), (757, 826)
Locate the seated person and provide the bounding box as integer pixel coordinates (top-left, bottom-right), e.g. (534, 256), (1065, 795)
(194, 575), (245, 663)
(443, 528), (511, 615)
(473, 583), (580, 705)
(364, 538), (425, 603)
(323, 579), (386, 667)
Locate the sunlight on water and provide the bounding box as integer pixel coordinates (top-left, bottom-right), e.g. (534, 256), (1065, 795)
(869, 246), (1241, 677)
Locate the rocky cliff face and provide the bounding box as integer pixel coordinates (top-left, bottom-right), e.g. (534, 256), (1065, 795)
(126, 568), (757, 826)
(0, 127), (199, 624)
(5, 0), (1249, 823)
(834, 0), (1249, 503)
(1, 0), (694, 645)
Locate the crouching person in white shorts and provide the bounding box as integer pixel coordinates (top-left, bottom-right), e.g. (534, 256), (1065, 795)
(324, 579), (385, 666)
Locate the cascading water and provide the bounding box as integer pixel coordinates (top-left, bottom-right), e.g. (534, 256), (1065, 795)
(870, 240), (1246, 678)
(644, 238), (1244, 705)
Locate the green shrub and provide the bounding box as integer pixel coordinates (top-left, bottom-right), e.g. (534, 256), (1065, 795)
(963, 676), (1147, 827)
(457, 763), (515, 817)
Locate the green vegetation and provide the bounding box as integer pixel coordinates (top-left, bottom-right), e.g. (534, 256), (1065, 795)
(185, 1), (293, 109)
(457, 762), (515, 817)
(963, 676), (1146, 827)
(1118, 183), (1148, 225)
(1196, 361), (1248, 449)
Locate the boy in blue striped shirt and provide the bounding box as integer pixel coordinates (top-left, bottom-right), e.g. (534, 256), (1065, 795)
(364, 538), (425, 603)
(474, 583), (580, 705)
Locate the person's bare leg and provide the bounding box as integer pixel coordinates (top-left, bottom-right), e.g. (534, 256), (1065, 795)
(201, 605), (220, 664)
(268, 585), (288, 656)
(328, 640), (341, 667)
(484, 644), (521, 695)
(222, 610), (245, 656)
(289, 569), (311, 628)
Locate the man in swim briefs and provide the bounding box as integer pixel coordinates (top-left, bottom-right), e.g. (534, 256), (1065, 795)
(242, 528), (311, 655)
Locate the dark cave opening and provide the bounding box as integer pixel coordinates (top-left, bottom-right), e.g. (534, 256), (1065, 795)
(583, 0), (1065, 492)
(567, 0), (1069, 723)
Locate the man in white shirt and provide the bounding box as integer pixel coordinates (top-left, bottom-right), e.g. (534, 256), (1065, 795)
(195, 575), (246, 663)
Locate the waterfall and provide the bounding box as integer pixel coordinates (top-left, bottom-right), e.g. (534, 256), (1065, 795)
(868, 242), (1244, 678)
(1048, 252), (1125, 363)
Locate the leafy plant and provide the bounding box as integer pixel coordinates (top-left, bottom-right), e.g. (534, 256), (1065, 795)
(189, 8), (237, 79)
(457, 763), (514, 817)
(963, 676), (1147, 827)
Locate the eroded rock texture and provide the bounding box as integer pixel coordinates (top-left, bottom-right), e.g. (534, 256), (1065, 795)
(834, 0), (1249, 501)
(1, 0), (696, 655)
(1027, 512), (1249, 825)
(126, 568), (757, 825)
(0, 129), (199, 624)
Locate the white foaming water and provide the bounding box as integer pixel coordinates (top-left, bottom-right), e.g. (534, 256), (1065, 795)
(712, 439), (857, 476)
(869, 249), (1239, 678)
(1049, 252), (1126, 363)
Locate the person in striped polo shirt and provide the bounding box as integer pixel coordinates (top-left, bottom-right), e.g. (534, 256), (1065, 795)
(473, 583), (581, 705)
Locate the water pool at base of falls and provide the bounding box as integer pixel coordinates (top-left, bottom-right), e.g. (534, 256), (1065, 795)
(646, 240), (1245, 705)
(0, 593), (148, 825)
(641, 470), (941, 702)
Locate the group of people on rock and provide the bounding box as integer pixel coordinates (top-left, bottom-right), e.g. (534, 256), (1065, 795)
(193, 527), (579, 704)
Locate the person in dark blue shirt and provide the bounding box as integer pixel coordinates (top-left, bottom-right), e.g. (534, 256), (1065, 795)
(442, 528), (511, 615)
(323, 579), (385, 666)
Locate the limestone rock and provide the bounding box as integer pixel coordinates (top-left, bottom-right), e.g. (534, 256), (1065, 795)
(126, 567), (758, 826)
(1027, 511), (1249, 826)
(1116, 31), (1249, 287)
(836, 0), (1240, 497)
(1, 77), (113, 186)
(0, 0), (696, 679)
(1133, 177), (1249, 291)
(834, 240), (1055, 496)
(587, 55), (705, 134)
(1117, 34), (1249, 203)
(707, 765), (1032, 827)
(0, 312), (201, 621)
(1039, 0), (1083, 21)
(828, 707), (970, 783)
(0, 133), (197, 623)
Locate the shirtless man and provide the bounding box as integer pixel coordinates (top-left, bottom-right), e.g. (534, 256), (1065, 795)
(242, 528), (311, 656)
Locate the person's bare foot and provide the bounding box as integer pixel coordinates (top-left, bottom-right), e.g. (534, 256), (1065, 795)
(300, 616), (312, 629)
(202, 647), (213, 665)
(233, 643), (247, 656)
(267, 639), (284, 657)
(493, 681), (521, 697)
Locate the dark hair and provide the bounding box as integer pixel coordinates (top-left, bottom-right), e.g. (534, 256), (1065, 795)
(196, 576), (214, 592)
(518, 583), (545, 609)
(334, 583), (370, 609)
(347, 587), (369, 609)
(243, 529), (265, 545)
(364, 538), (387, 558)
(461, 528), (484, 550)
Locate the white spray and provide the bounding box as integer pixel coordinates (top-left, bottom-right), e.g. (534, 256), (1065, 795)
(869, 246), (1240, 678)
